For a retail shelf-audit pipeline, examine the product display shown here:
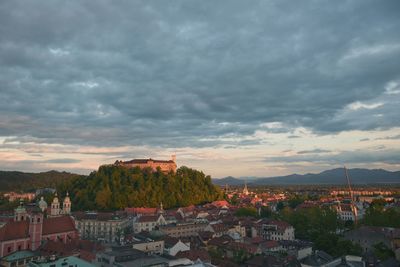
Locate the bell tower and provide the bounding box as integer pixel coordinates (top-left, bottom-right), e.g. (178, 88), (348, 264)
(29, 210), (43, 250)
(14, 199), (28, 221)
(63, 192), (71, 214)
(50, 192), (60, 217)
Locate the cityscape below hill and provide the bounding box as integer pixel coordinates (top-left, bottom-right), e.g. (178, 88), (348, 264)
(213, 168), (400, 186)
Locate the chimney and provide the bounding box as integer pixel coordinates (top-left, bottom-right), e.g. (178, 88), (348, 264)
(171, 155), (176, 162)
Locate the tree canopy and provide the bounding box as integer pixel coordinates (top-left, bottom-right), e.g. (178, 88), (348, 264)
(58, 165), (223, 211)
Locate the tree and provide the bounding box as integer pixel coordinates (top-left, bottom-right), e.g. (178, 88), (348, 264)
(276, 201), (285, 211)
(260, 206), (272, 218)
(235, 207), (258, 217)
(95, 186), (112, 210)
(373, 242), (395, 261)
(64, 165), (223, 211)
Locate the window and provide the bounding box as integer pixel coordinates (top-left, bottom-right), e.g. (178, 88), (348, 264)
(8, 246), (12, 253)
(37, 217), (41, 223)
(18, 245), (21, 251)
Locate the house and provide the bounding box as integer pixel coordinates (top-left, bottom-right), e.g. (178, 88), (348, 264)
(343, 226), (394, 254)
(163, 237), (190, 256)
(133, 214), (164, 233)
(204, 223), (229, 237)
(131, 236), (164, 255)
(256, 219), (295, 241)
(279, 240), (313, 260)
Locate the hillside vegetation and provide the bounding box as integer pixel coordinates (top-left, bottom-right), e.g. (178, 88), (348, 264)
(0, 170), (83, 192)
(58, 165), (223, 211)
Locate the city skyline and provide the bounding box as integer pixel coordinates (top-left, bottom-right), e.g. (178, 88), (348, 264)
(1, 1), (400, 177)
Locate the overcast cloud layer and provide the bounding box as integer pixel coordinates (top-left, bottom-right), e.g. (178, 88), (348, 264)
(0, 0), (399, 176)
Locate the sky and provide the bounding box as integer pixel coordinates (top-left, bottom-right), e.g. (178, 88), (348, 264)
(0, 0), (400, 178)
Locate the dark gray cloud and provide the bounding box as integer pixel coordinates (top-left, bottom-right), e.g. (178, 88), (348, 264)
(297, 149), (331, 154)
(376, 134), (400, 140)
(44, 158), (81, 164)
(0, 0), (400, 148)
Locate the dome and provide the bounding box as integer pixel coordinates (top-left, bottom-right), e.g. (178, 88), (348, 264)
(38, 196), (48, 210)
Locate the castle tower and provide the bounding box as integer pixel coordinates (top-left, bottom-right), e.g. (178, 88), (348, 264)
(63, 192), (71, 214)
(29, 210), (43, 250)
(14, 199), (28, 221)
(50, 192), (60, 216)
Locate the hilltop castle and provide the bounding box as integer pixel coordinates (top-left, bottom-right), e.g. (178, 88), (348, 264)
(114, 155), (177, 173)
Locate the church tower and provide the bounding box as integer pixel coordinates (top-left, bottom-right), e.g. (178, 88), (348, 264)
(29, 210), (43, 250)
(243, 182), (249, 196)
(63, 192), (71, 214)
(50, 192), (60, 216)
(14, 199), (28, 221)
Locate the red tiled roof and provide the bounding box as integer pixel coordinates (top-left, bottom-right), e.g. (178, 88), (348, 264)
(211, 200), (229, 208)
(208, 235), (234, 247)
(125, 207), (157, 215)
(0, 220), (29, 241)
(199, 231), (214, 241)
(72, 211), (127, 221)
(39, 239), (104, 260)
(176, 249), (211, 262)
(211, 223), (229, 233)
(257, 219), (292, 233)
(261, 240), (280, 249)
(137, 215), (159, 223)
(227, 242), (259, 254)
(163, 236), (180, 247)
(42, 216), (76, 235)
(250, 236), (264, 245)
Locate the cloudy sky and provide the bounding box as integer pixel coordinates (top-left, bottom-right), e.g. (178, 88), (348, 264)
(1, 0), (399, 178)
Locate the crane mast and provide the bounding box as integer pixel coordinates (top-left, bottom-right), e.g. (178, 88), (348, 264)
(344, 166), (358, 225)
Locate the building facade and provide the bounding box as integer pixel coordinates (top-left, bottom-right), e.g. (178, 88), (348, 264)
(133, 214), (177, 233)
(159, 222), (208, 238)
(257, 219), (295, 241)
(72, 211), (132, 243)
(114, 155), (177, 173)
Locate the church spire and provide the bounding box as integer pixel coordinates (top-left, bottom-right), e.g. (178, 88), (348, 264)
(243, 181), (249, 195)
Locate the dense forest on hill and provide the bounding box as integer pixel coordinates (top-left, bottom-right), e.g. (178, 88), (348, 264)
(58, 165), (223, 211)
(0, 170), (83, 192)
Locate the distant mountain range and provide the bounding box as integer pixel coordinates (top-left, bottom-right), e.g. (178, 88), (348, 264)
(212, 168), (400, 185)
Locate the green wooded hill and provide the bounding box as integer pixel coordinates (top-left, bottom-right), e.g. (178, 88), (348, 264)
(0, 170), (83, 192)
(58, 165), (223, 211)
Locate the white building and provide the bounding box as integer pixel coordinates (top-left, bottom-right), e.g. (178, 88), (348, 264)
(73, 211), (132, 243)
(257, 219), (295, 241)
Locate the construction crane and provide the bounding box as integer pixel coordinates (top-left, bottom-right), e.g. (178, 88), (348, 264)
(344, 166), (358, 225)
